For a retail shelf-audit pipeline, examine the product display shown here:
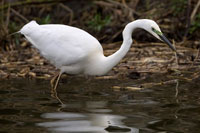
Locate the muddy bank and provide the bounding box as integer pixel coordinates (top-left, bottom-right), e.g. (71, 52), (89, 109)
(0, 40), (199, 81)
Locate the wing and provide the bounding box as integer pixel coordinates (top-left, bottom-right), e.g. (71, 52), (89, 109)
(26, 24), (103, 68)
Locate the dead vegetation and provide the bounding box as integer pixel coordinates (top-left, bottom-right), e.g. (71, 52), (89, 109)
(0, 0), (200, 81)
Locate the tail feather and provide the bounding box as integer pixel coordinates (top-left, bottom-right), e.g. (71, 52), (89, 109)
(20, 20), (39, 35)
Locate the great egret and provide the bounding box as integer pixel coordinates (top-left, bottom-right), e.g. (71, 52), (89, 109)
(19, 19), (176, 96)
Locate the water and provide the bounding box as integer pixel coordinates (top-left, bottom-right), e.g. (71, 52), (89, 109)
(0, 76), (200, 133)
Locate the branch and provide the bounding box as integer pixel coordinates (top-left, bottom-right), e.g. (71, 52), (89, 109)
(190, 0), (200, 23)
(59, 3), (74, 25)
(10, 8), (29, 23)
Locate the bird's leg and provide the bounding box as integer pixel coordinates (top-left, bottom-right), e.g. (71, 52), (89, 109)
(51, 72), (64, 105)
(52, 89), (64, 105)
(53, 72), (62, 92)
(50, 71), (60, 89)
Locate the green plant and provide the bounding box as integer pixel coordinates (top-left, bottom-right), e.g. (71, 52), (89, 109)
(189, 13), (200, 34)
(9, 21), (18, 33)
(40, 14), (51, 24)
(88, 13), (111, 32)
(171, 0), (187, 16)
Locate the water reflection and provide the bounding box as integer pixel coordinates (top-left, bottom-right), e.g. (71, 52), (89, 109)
(37, 112), (139, 133)
(37, 101), (139, 133)
(1, 78), (200, 133)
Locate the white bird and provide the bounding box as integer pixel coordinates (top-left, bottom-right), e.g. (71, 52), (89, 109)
(19, 19), (176, 99)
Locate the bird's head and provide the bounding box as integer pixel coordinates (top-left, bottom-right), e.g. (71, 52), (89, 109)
(142, 19), (176, 52)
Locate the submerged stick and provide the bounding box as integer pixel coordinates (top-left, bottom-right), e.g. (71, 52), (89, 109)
(172, 40), (179, 67)
(175, 79), (179, 98)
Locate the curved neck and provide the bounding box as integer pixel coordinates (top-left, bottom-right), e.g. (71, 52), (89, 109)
(99, 20), (142, 74)
(85, 20), (145, 75)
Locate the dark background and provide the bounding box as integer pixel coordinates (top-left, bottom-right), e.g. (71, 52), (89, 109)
(0, 0), (200, 79)
(1, 0), (200, 49)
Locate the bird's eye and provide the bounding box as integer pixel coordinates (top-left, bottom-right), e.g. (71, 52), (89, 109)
(152, 27), (156, 31)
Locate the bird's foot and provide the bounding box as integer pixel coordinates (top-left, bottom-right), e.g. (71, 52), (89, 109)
(50, 71), (64, 105)
(51, 89), (64, 105)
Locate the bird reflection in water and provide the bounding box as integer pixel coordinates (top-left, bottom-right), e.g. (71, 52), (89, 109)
(37, 101), (139, 133)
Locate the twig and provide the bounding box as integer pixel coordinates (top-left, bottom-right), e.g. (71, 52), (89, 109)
(131, 0), (140, 10)
(192, 47), (200, 66)
(107, 0), (140, 16)
(141, 79), (178, 88)
(173, 40), (179, 67)
(183, 0), (191, 39)
(0, 0), (66, 10)
(5, 3), (10, 31)
(175, 79), (179, 98)
(10, 8), (29, 23)
(122, 0), (134, 20)
(183, 0), (200, 40)
(190, 0), (200, 23)
(110, 29), (122, 41)
(191, 71), (200, 80)
(1, 1), (9, 35)
(59, 3), (74, 25)
(0, 0), (4, 24)
(94, 1), (114, 7)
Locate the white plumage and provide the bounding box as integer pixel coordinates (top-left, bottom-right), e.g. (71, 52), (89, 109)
(20, 21), (105, 75)
(20, 19), (175, 102)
